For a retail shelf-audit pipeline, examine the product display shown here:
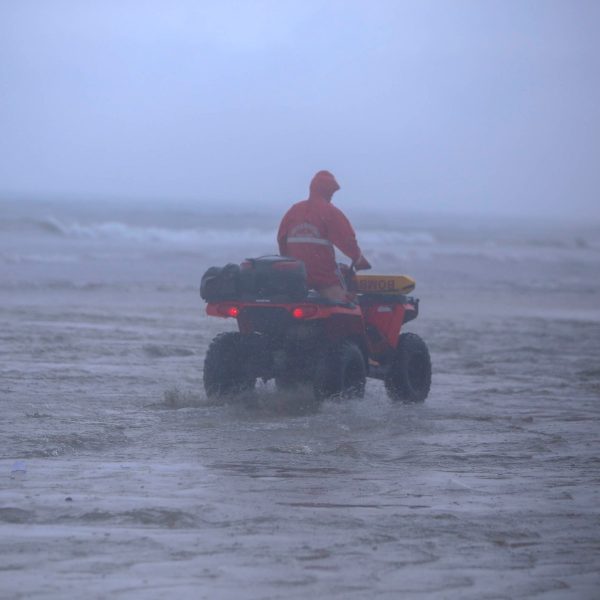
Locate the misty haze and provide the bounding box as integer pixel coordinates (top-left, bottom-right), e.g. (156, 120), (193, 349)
(1, 2), (599, 599)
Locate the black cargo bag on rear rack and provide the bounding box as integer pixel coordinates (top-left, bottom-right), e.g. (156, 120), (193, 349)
(200, 263), (241, 301)
(239, 256), (307, 301)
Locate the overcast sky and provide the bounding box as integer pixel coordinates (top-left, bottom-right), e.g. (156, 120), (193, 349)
(1, 0), (599, 217)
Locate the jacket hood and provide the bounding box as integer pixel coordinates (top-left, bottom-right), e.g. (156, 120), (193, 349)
(309, 170), (340, 202)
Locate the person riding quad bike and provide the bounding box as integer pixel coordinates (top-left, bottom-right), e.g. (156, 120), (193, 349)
(200, 171), (432, 404)
(277, 170), (372, 302)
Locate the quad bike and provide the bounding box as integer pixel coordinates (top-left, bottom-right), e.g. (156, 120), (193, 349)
(201, 256), (431, 404)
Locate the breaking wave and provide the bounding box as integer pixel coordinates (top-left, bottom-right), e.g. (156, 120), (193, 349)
(32, 216), (274, 246)
(30, 216), (438, 248)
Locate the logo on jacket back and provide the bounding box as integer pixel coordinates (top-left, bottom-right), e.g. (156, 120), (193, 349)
(289, 223), (321, 238)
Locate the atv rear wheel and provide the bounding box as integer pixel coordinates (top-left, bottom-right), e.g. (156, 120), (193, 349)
(385, 332), (431, 403)
(313, 340), (366, 401)
(204, 332), (256, 398)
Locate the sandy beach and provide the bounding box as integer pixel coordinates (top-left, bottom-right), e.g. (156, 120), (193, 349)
(1, 201), (599, 598)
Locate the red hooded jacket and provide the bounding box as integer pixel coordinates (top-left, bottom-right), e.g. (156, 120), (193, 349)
(277, 171), (363, 289)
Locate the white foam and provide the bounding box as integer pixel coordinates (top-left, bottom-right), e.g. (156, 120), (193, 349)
(35, 216), (275, 247)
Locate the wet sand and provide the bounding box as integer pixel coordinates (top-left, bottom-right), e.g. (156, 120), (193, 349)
(2, 203), (600, 598)
(1, 281), (599, 599)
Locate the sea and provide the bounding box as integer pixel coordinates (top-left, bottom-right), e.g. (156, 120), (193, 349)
(1, 197), (599, 599)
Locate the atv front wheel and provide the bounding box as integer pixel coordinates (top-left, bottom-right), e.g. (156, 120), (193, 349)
(385, 332), (431, 403)
(203, 332), (256, 398)
(314, 340), (366, 401)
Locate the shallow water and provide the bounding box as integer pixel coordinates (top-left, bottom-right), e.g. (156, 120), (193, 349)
(1, 201), (600, 598)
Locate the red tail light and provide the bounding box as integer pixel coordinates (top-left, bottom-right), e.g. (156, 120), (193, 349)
(291, 306), (318, 319)
(217, 304), (240, 318)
